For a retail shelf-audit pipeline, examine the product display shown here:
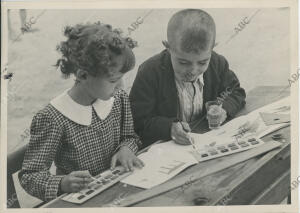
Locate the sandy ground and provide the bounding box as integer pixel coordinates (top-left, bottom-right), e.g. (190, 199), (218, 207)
(5, 8), (289, 207)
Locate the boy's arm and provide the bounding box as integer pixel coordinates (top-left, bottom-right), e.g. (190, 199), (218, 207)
(129, 65), (177, 147)
(18, 112), (65, 202)
(218, 56), (246, 118)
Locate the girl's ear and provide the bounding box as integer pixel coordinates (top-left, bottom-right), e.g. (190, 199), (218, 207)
(76, 69), (88, 81)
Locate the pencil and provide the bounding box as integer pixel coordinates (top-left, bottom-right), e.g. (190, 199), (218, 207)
(180, 122), (198, 152)
(188, 134), (198, 150)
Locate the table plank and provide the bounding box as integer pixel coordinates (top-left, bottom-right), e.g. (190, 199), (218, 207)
(250, 170), (290, 204)
(44, 86), (290, 208)
(221, 127), (290, 205)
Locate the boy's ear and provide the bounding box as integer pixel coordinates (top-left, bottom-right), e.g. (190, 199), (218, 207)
(162, 40), (170, 49)
(76, 69), (88, 80)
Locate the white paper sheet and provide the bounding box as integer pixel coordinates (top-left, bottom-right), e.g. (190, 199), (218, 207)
(121, 141), (198, 189)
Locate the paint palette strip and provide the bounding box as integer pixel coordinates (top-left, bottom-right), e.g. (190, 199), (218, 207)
(61, 166), (132, 204)
(191, 137), (265, 162)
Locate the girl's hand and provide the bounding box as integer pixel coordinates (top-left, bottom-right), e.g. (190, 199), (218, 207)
(60, 170), (93, 193)
(111, 146), (144, 171)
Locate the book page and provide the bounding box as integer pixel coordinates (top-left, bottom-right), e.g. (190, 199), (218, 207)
(121, 141), (198, 189)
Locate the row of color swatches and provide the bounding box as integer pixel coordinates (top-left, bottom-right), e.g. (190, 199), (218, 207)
(192, 137), (264, 162)
(62, 166), (132, 204)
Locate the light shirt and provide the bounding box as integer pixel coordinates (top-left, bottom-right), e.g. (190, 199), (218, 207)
(175, 75), (204, 123)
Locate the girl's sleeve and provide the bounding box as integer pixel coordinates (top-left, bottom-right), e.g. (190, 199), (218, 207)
(18, 110), (65, 202)
(118, 90), (142, 154)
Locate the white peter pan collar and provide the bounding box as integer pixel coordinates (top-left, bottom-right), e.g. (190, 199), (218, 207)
(50, 90), (115, 126)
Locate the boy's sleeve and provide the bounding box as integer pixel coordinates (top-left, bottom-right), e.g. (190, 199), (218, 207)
(129, 65), (177, 147)
(118, 90), (142, 153)
(218, 56), (246, 118)
(18, 112), (65, 202)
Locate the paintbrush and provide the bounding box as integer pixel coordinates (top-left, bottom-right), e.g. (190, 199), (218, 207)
(180, 122), (199, 153)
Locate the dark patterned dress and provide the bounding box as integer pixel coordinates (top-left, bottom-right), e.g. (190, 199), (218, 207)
(19, 89), (141, 201)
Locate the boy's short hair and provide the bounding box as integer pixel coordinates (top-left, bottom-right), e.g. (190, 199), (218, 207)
(55, 22), (138, 78)
(167, 9), (216, 53)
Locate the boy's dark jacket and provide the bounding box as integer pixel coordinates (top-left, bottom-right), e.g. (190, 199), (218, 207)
(129, 49), (246, 147)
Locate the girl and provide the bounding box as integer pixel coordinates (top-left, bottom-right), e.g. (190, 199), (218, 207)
(18, 22), (144, 202)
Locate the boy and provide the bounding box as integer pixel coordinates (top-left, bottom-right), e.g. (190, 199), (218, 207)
(130, 9), (246, 148)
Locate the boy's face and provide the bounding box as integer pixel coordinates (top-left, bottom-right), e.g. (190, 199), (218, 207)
(169, 44), (212, 82)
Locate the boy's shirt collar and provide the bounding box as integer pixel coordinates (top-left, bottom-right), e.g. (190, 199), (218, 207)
(175, 74), (204, 87)
(196, 74), (204, 86)
(50, 89), (115, 126)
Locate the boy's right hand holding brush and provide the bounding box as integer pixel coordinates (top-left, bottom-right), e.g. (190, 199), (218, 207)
(171, 122), (198, 151)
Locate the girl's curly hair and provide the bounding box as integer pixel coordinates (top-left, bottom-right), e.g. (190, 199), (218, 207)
(55, 21), (138, 78)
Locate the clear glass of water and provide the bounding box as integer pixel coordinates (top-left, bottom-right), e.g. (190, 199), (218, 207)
(205, 100), (223, 129)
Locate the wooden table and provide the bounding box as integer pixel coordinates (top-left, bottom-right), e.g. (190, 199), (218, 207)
(43, 86), (291, 207)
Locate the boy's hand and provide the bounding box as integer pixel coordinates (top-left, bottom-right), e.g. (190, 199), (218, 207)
(60, 170), (93, 193)
(171, 122), (191, 145)
(111, 146), (144, 171)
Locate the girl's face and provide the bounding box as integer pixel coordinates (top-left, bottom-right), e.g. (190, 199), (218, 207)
(85, 54), (126, 101)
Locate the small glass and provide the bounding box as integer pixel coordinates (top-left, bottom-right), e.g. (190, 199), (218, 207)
(205, 100), (223, 130)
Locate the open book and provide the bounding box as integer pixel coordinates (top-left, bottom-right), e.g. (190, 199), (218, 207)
(121, 97), (290, 189)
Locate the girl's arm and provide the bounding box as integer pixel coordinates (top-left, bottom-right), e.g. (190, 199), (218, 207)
(18, 109), (65, 202)
(117, 90), (142, 153)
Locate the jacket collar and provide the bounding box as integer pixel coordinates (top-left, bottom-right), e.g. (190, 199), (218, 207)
(50, 89), (115, 126)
